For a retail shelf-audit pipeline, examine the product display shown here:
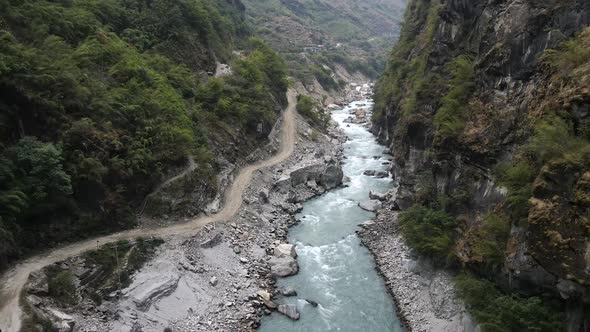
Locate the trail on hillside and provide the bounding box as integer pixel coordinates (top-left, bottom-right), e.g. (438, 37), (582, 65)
(0, 90), (298, 332)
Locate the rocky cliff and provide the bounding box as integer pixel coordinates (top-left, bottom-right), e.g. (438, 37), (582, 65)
(373, 0), (590, 330)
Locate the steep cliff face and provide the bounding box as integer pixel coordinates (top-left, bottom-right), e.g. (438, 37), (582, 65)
(373, 0), (590, 329)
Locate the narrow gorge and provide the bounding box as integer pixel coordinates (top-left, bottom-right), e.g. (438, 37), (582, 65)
(1, 0), (589, 331)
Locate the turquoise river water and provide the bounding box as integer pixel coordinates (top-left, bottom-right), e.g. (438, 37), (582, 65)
(259, 99), (405, 332)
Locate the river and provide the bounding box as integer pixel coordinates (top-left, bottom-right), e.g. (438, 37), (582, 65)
(260, 99), (405, 331)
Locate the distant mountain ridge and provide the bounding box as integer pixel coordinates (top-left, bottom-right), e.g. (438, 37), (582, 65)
(242, 0), (406, 91)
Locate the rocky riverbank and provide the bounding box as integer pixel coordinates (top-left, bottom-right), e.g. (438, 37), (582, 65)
(20, 95), (348, 331)
(358, 202), (476, 332)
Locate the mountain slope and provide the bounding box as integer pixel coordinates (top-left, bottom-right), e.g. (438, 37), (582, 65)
(0, 0), (288, 270)
(242, 0), (406, 91)
(373, 0), (590, 330)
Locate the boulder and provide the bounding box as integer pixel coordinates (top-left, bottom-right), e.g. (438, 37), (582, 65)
(269, 256), (299, 277)
(375, 171), (389, 178)
(200, 233), (222, 248)
(363, 170), (376, 176)
(209, 276), (218, 286)
(281, 286), (297, 297)
(358, 200), (382, 212)
(47, 308), (76, 332)
(273, 175), (292, 193)
(289, 164), (324, 187)
(262, 298), (278, 309)
(277, 304), (300, 320)
(27, 270), (49, 295)
(305, 299), (319, 307)
(369, 191), (387, 201)
(274, 243), (297, 258)
(257, 290), (272, 301)
(556, 279), (585, 300)
(259, 188), (270, 203)
(359, 220), (375, 228)
(320, 164), (344, 189)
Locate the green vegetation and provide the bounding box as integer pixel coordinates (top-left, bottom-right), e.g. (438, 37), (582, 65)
(48, 271), (77, 306)
(0, 0), (288, 270)
(310, 65), (340, 91)
(494, 161), (535, 224)
(543, 28), (590, 77)
(496, 114), (590, 224)
(374, 0), (442, 120)
(455, 273), (563, 332)
(433, 55), (475, 141)
(83, 237), (163, 291)
(297, 95), (330, 129)
(398, 205), (457, 262)
(242, 0), (404, 90)
(527, 116), (590, 166)
(471, 213), (510, 268)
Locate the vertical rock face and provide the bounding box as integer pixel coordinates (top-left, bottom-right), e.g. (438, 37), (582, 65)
(373, 0), (590, 329)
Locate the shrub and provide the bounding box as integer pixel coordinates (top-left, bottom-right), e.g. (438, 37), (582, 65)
(296, 95), (330, 129)
(495, 161), (535, 224)
(398, 205), (457, 261)
(48, 271), (77, 305)
(455, 273), (563, 332)
(543, 27), (590, 77)
(527, 116), (590, 167)
(434, 55), (475, 141)
(471, 213), (510, 268)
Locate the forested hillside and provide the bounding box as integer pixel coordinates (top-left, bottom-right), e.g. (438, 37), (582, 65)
(373, 0), (590, 329)
(242, 0), (406, 91)
(0, 0), (288, 270)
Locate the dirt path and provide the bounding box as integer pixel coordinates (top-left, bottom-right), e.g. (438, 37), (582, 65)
(0, 90), (298, 332)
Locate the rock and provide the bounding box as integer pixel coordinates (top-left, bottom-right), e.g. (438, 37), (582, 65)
(359, 220), (375, 228)
(256, 290), (272, 301)
(556, 279), (585, 300)
(280, 287), (297, 297)
(129, 274), (180, 311)
(47, 308), (76, 331)
(305, 299), (319, 307)
(209, 276), (218, 286)
(374, 171), (389, 178)
(239, 257), (249, 264)
(269, 256), (299, 277)
(261, 298), (278, 309)
(289, 163), (324, 187)
(274, 243), (297, 258)
(200, 233), (223, 248)
(274, 175), (292, 193)
(369, 191), (387, 201)
(277, 304), (300, 320)
(27, 270), (49, 295)
(358, 200), (382, 212)
(259, 188), (270, 203)
(320, 164), (344, 189)
(363, 170), (376, 176)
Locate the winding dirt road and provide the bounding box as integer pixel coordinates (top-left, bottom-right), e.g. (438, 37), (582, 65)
(0, 90), (298, 332)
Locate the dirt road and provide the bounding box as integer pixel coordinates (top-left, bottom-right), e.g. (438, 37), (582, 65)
(0, 90), (298, 332)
